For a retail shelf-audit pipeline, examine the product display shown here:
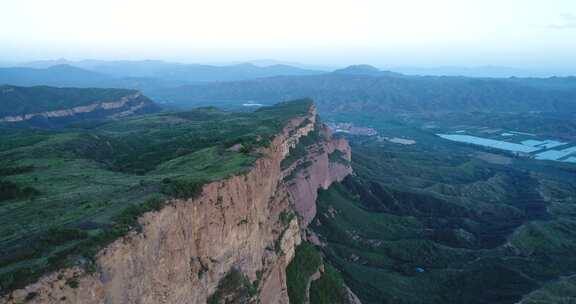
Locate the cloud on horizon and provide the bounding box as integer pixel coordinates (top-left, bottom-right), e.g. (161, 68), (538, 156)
(549, 13), (576, 29)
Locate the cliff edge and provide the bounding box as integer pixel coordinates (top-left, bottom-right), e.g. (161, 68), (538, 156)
(1, 102), (352, 304)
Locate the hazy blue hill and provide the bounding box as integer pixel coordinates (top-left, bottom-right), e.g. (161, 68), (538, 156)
(0, 65), (195, 97)
(507, 76), (576, 91)
(154, 69), (576, 114)
(16, 58), (75, 69)
(17, 60), (324, 82)
(333, 64), (403, 77)
(85, 62), (323, 82)
(0, 62), (326, 100)
(0, 65), (110, 87)
(391, 66), (576, 78)
(246, 59), (335, 71)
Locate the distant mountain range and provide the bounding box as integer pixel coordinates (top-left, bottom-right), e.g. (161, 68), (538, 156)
(8, 58), (576, 78)
(390, 65), (576, 78)
(2, 62), (576, 115)
(13, 59), (324, 82)
(153, 65), (576, 114)
(0, 65), (110, 87)
(333, 64), (403, 77)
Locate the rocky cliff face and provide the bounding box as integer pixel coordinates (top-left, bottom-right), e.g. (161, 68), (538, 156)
(2, 104), (352, 304)
(285, 124), (352, 227)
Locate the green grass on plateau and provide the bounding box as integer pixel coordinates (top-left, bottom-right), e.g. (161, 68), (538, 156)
(0, 99), (312, 294)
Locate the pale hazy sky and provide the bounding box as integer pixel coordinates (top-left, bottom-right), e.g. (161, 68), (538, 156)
(1, 0), (576, 67)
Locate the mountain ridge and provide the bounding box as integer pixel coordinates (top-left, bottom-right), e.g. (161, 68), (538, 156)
(151, 71), (576, 114)
(10, 60), (324, 82)
(0, 85), (159, 127)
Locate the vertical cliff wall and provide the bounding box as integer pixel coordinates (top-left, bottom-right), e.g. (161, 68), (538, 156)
(2, 104), (352, 304)
(284, 123), (352, 227)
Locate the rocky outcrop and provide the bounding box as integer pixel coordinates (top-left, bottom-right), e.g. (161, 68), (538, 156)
(284, 123), (352, 227)
(2, 104), (351, 304)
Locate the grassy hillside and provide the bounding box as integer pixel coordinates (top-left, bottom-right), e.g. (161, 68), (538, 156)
(312, 126), (576, 303)
(286, 242), (349, 304)
(0, 99), (312, 294)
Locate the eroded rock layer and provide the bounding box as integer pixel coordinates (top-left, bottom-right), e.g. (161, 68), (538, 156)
(0, 91), (158, 124)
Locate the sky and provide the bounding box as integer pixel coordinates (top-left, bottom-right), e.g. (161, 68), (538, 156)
(1, 0), (576, 68)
